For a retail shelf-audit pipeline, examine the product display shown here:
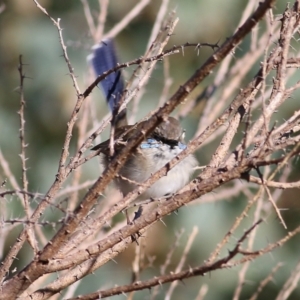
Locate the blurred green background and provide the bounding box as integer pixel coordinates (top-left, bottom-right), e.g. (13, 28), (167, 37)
(0, 0), (299, 299)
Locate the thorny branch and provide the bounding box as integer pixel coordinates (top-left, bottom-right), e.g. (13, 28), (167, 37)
(2, 0), (300, 299)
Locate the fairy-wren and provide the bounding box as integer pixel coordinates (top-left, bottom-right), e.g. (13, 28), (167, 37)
(88, 39), (197, 199)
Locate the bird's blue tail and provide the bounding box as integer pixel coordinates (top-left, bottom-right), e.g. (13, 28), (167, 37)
(88, 39), (125, 117)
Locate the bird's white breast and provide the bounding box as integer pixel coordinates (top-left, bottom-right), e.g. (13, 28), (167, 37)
(116, 143), (197, 199)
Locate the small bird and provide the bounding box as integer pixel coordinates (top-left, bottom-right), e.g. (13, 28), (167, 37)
(88, 39), (197, 200)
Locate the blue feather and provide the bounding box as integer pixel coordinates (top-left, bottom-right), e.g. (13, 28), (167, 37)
(88, 39), (124, 112)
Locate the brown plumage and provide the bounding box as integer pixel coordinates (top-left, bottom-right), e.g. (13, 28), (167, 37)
(92, 117), (197, 199)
